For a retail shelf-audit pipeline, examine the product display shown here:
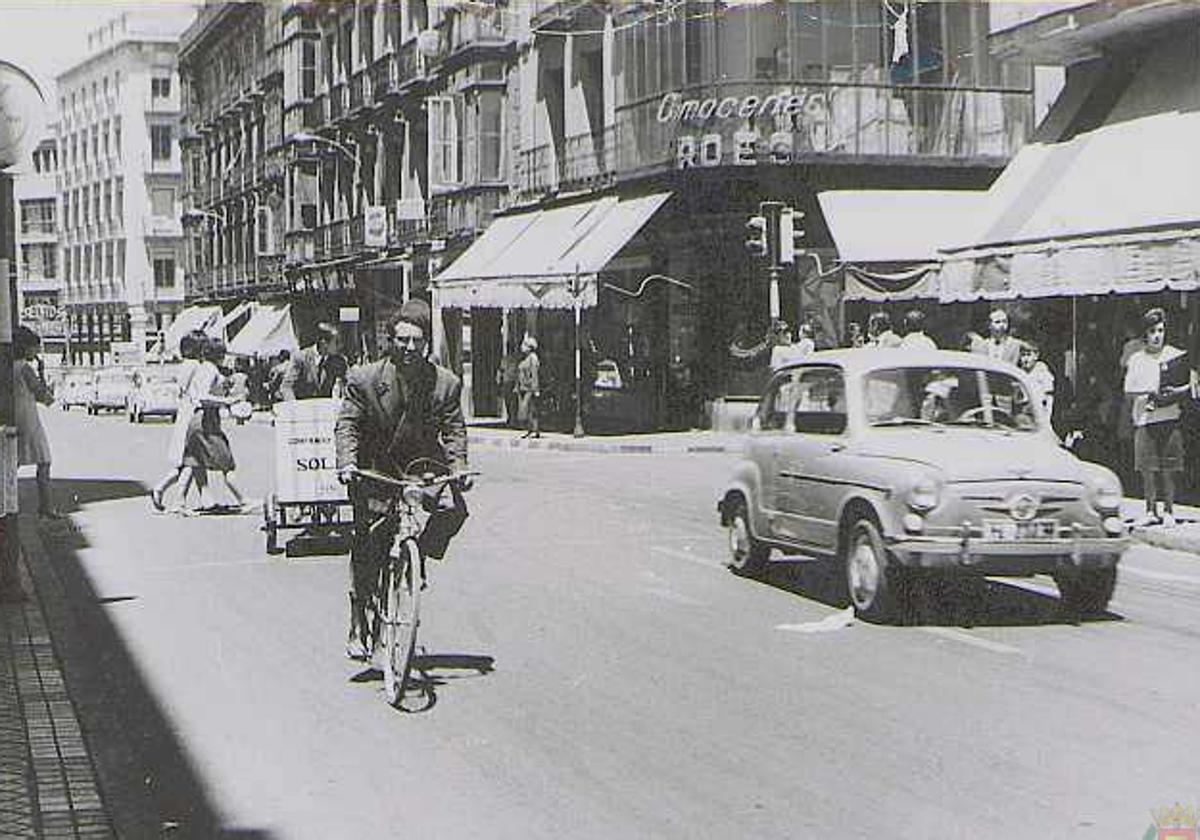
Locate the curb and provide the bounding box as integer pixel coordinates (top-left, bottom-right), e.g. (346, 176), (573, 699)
(1129, 525), (1200, 555)
(466, 430), (740, 455)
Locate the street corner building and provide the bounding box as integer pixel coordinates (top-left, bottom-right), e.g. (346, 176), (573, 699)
(172, 0), (1042, 432)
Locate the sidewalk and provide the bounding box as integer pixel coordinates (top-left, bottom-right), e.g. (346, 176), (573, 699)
(0, 518), (114, 839)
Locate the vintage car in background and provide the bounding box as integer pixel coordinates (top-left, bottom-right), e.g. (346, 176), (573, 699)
(718, 349), (1128, 623)
(86, 368), (136, 415)
(126, 368), (180, 423)
(57, 373), (93, 411)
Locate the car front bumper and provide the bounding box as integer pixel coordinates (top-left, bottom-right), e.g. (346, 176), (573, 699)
(888, 531), (1128, 575)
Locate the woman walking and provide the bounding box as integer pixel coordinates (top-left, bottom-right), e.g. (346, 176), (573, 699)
(516, 334), (541, 439)
(184, 337), (249, 513)
(13, 326), (61, 519)
(150, 330), (205, 511)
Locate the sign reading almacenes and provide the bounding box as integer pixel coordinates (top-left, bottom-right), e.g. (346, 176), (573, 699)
(656, 89), (826, 124)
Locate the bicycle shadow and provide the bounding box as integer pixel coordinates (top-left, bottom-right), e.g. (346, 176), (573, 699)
(349, 653), (495, 714)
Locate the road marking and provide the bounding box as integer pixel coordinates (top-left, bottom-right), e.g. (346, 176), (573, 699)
(649, 545), (725, 570)
(920, 626), (1024, 656)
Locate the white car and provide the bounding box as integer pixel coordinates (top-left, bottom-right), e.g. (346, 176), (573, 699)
(57, 374), (93, 411)
(87, 368), (135, 415)
(127, 370), (180, 423)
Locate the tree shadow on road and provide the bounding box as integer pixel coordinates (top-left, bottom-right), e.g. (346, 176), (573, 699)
(750, 559), (1124, 628)
(19, 478), (278, 839)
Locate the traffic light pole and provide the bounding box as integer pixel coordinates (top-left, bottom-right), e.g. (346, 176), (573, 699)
(767, 264), (782, 322)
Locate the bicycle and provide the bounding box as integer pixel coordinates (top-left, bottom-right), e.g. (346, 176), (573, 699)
(347, 464), (476, 708)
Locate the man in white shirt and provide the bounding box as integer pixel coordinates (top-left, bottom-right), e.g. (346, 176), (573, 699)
(900, 310), (937, 350)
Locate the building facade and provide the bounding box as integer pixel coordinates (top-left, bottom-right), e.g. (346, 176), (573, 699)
(176, 1), (1035, 430)
(13, 137), (65, 362)
(435, 0), (1036, 430)
(55, 8), (194, 366)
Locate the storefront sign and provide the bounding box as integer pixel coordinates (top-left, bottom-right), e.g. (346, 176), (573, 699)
(656, 89), (828, 125)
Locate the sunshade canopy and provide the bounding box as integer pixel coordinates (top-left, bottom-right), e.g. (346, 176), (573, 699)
(227, 304), (300, 358)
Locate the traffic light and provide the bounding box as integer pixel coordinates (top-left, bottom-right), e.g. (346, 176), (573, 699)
(778, 207), (806, 264)
(744, 214), (768, 258)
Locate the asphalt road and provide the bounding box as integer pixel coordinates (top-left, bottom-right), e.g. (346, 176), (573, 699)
(29, 407), (1200, 839)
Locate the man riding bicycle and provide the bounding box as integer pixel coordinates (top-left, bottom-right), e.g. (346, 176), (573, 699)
(335, 299), (470, 660)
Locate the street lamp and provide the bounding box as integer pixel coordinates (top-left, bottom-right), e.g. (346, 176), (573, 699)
(288, 131), (361, 166)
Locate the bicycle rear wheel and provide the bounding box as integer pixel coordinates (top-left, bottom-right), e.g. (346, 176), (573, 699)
(382, 538), (421, 707)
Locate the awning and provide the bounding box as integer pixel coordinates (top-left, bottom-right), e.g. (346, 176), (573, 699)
(818, 190), (987, 264)
(843, 264), (941, 302)
(432, 193), (672, 310)
(219, 300), (255, 342)
(162, 306), (222, 357)
(227, 304), (300, 358)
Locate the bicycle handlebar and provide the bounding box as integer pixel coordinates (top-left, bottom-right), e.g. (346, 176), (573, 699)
(347, 466), (479, 491)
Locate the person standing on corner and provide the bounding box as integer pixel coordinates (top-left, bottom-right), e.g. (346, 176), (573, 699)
(516, 334), (541, 439)
(1123, 307), (1190, 528)
(866, 311), (901, 349)
(13, 326), (62, 520)
(280, 322), (346, 400)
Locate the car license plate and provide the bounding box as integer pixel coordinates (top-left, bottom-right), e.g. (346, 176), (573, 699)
(982, 519), (1057, 541)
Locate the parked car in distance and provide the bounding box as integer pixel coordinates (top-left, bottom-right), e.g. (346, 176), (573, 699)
(718, 348), (1128, 623)
(87, 368), (135, 415)
(127, 368), (180, 423)
(57, 373), (93, 411)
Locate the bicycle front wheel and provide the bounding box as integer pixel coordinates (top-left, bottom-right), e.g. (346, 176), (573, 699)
(382, 538), (421, 708)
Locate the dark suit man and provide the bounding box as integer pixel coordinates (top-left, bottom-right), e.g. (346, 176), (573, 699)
(335, 300), (469, 659)
(280, 322), (347, 400)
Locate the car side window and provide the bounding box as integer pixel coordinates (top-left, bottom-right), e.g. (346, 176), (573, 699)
(758, 372), (800, 431)
(793, 367), (847, 435)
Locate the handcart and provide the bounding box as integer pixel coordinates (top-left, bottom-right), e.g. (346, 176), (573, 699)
(263, 398), (353, 556)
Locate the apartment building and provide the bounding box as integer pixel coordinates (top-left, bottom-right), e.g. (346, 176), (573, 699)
(13, 138), (65, 361)
(56, 7), (195, 366)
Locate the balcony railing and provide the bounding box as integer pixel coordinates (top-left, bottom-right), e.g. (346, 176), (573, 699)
(329, 82), (347, 121)
(284, 229), (315, 265)
(369, 54), (394, 100)
(518, 81), (1032, 199)
(349, 70), (372, 112)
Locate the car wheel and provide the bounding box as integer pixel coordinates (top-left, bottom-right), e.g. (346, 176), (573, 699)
(1053, 567), (1117, 615)
(844, 517), (901, 623)
(725, 495), (769, 577)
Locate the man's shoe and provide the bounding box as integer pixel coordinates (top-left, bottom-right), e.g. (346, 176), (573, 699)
(1132, 513), (1161, 528)
(1161, 512), (1177, 528)
(345, 636), (370, 661)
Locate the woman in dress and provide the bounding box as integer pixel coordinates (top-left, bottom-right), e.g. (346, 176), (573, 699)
(13, 326), (61, 519)
(183, 337), (249, 512)
(150, 329), (205, 511)
(516, 333), (541, 439)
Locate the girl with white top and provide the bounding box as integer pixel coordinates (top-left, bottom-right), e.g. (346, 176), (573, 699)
(150, 330), (205, 511)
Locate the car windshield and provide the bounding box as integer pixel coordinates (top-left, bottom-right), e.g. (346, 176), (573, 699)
(863, 366), (1041, 432)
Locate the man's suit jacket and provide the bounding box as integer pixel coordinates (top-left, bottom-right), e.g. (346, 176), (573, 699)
(335, 357), (467, 477)
(974, 335), (1022, 366)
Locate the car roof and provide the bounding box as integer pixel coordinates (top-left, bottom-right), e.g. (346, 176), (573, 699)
(777, 348), (1024, 377)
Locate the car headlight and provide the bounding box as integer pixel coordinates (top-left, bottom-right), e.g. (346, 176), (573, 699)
(1089, 471), (1122, 513)
(906, 475), (942, 513)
